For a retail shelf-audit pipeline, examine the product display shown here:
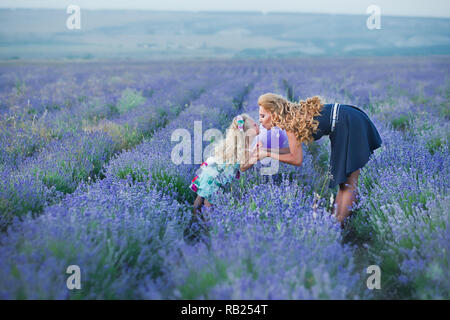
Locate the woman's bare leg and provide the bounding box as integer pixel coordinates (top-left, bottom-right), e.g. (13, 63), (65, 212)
(333, 189), (343, 218)
(335, 169), (360, 227)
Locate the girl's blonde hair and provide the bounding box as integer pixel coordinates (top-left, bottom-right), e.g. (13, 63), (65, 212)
(258, 93), (324, 146)
(214, 113), (256, 165)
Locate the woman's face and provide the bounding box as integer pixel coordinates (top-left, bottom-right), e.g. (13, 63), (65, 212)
(259, 105), (273, 130)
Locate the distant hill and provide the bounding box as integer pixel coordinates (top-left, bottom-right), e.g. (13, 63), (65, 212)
(0, 8), (449, 60)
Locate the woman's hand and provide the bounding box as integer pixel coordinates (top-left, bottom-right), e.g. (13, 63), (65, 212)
(250, 141), (263, 154)
(253, 143), (269, 161)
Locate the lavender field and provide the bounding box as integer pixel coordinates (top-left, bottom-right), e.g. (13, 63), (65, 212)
(0, 56), (449, 299)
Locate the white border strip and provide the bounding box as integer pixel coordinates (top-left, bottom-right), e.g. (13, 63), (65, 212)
(331, 103), (338, 132)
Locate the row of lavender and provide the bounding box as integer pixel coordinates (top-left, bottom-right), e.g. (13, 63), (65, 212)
(211, 57), (449, 299)
(0, 61), (368, 299)
(0, 63), (260, 298)
(338, 58), (449, 299)
(0, 57), (448, 299)
(279, 57), (450, 299)
(354, 122), (449, 299)
(1, 60), (258, 171)
(1, 62), (201, 166)
(0, 62), (236, 230)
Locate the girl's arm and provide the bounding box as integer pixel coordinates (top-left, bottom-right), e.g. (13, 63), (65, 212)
(240, 141), (260, 172)
(240, 156), (257, 172)
(256, 131), (303, 166)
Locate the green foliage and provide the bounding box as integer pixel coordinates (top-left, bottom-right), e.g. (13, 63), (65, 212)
(177, 258), (228, 299)
(117, 124), (143, 151)
(41, 171), (75, 194)
(390, 114), (412, 131)
(14, 80), (26, 95)
(117, 166), (149, 182)
(425, 136), (444, 155)
(45, 104), (61, 111)
(116, 88), (146, 114)
(152, 167), (195, 204)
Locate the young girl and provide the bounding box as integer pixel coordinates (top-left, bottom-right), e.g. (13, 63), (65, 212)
(188, 113), (260, 221)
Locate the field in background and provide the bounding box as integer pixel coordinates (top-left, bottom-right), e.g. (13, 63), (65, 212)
(0, 9), (449, 60)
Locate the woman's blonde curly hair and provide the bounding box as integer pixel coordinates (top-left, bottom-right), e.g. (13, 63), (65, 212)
(258, 93), (324, 146)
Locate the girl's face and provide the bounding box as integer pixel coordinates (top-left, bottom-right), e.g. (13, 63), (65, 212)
(259, 105), (273, 130)
(246, 117), (260, 137)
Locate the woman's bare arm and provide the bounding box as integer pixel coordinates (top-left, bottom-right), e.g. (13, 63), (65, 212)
(261, 147), (290, 154)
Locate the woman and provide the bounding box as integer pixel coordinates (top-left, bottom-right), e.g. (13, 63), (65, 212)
(253, 93), (382, 227)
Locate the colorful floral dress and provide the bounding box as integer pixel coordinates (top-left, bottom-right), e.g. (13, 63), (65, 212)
(189, 156), (241, 204)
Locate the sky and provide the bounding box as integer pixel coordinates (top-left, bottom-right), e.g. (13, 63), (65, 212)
(1, 0), (450, 18)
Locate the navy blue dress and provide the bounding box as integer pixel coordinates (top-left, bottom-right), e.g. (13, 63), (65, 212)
(311, 103), (382, 189)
